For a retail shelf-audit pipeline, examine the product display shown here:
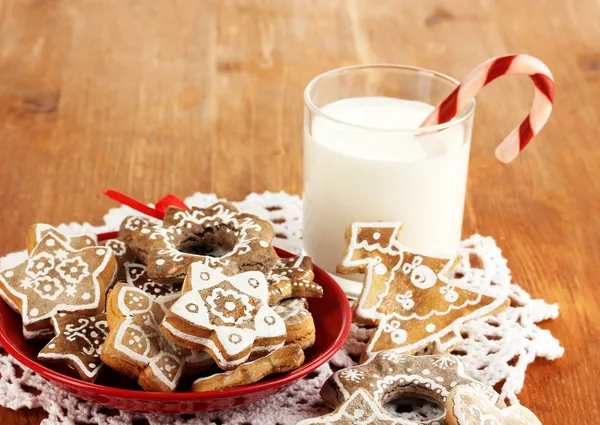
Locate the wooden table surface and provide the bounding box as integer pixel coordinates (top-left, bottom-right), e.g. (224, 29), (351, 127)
(1, 0), (598, 423)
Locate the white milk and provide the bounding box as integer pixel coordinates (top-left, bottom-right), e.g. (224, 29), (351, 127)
(303, 97), (471, 287)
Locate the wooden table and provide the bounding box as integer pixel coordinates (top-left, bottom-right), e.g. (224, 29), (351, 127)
(0, 0), (598, 423)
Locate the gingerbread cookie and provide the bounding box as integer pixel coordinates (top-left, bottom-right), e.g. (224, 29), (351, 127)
(321, 353), (502, 425)
(273, 298), (316, 350)
(266, 256), (322, 305)
(0, 231), (116, 340)
(124, 263), (181, 297)
(191, 343), (304, 392)
(446, 385), (541, 425)
(102, 282), (213, 392)
(297, 389), (411, 425)
(126, 202), (278, 283)
(337, 222), (508, 358)
(161, 262), (287, 370)
(118, 215), (153, 244)
(102, 238), (136, 282)
(26, 224), (97, 254)
(38, 312), (109, 382)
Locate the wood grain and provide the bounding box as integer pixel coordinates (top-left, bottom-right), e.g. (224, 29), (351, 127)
(1, 0), (599, 423)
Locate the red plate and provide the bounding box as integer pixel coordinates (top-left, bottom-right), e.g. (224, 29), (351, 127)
(0, 247), (352, 413)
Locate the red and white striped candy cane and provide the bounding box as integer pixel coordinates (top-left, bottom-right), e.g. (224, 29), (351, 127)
(420, 54), (555, 163)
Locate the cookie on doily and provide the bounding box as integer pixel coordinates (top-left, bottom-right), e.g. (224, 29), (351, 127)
(102, 282), (213, 392)
(446, 385), (541, 425)
(191, 343), (304, 392)
(161, 262), (287, 370)
(125, 202), (278, 283)
(38, 312), (109, 382)
(273, 298), (316, 350)
(337, 222), (509, 359)
(0, 231), (116, 340)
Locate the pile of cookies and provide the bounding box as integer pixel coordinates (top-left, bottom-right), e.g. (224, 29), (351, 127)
(297, 221), (543, 424)
(0, 202), (323, 392)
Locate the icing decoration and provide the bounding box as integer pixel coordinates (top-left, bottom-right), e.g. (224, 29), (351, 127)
(38, 312), (108, 382)
(101, 238), (136, 282)
(321, 352), (503, 425)
(296, 389), (413, 425)
(161, 262), (287, 370)
(191, 343), (304, 392)
(273, 298), (316, 350)
(124, 263), (181, 297)
(266, 256), (322, 305)
(337, 222), (509, 357)
(0, 231), (115, 339)
(126, 201), (278, 283)
(26, 224), (97, 254)
(102, 282), (212, 392)
(446, 385), (542, 425)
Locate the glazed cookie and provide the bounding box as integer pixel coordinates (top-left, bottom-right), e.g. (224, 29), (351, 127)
(0, 231), (116, 340)
(266, 256), (322, 305)
(297, 389), (411, 425)
(446, 385), (541, 425)
(102, 282), (213, 392)
(127, 202), (278, 283)
(161, 262), (287, 370)
(101, 238), (136, 282)
(191, 343), (304, 392)
(273, 298), (316, 350)
(321, 353), (502, 425)
(38, 312), (109, 382)
(338, 222), (508, 358)
(124, 263), (181, 298)
(26, 224), (97, 254)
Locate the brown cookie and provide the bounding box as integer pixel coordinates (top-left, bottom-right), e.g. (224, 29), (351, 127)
(266, 256), (322, 305)
(118, 216), (154, 244)
(161, 262), (287, 370)
(38, 312), (109, 382)
(126, 202), (278, 283)
(0, 231), (116, 340)
(446, 385), (541, 425)
(321, 352), (503, 425)
(102, 282), (213, 392)
(101, 238), (136, 282)
(297, 389), (409, 425)
(273, 298), (316, 350)
(26, 224), (97, 254)
(124, 262), (181, 298)
(191, 343), (304, 392)
(337, 222), (509, 359)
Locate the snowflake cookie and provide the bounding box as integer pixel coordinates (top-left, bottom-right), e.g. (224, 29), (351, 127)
(273, 298), (316, 350)
(102, 282), (213, 392)
(125, 201), (278, 283)
(321, 352), (503, 425)
(26, 224), (97, 254)
(191, 343), (304, 392)
(337, 222), (509, 358)
(161, 262), (287, 370)
(0, 231), (116, 340)
(446, 385), (541, 425)
(266, 256), (323, 305)
(297, 389), (412, 425)
(38, 312), (109, 382)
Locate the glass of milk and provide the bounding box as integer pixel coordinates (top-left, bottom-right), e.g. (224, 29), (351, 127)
(303, 64), (475, 297)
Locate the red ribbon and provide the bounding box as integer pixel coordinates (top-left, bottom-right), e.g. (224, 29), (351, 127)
(97, 190), (189, 241)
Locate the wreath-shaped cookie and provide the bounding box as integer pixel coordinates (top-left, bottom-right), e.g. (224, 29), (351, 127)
(125, 202), (278, 283)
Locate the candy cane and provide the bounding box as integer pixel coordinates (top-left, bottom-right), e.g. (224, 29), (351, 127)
(420, 54), (555, 163)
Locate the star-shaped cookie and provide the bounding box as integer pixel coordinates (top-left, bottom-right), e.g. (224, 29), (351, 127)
(161, 262), (287, 370)
(101, 238), (136, 282)
(296, 389), (413, 425)
(102, 282), (213, 392)
(38, 312), (109, 382)
(124, 262), (181, 297)
(337, 222), (509, 358)
(0, 231), (116, 340)
(26, 224), (97, 254)
(321, 352), (503, 425)
(266, 256), (322, 305)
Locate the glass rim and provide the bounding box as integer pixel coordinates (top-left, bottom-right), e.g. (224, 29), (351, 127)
(304, 63), (476, 134)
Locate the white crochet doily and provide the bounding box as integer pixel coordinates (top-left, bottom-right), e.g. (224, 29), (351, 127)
(0, 192), (564, 425)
